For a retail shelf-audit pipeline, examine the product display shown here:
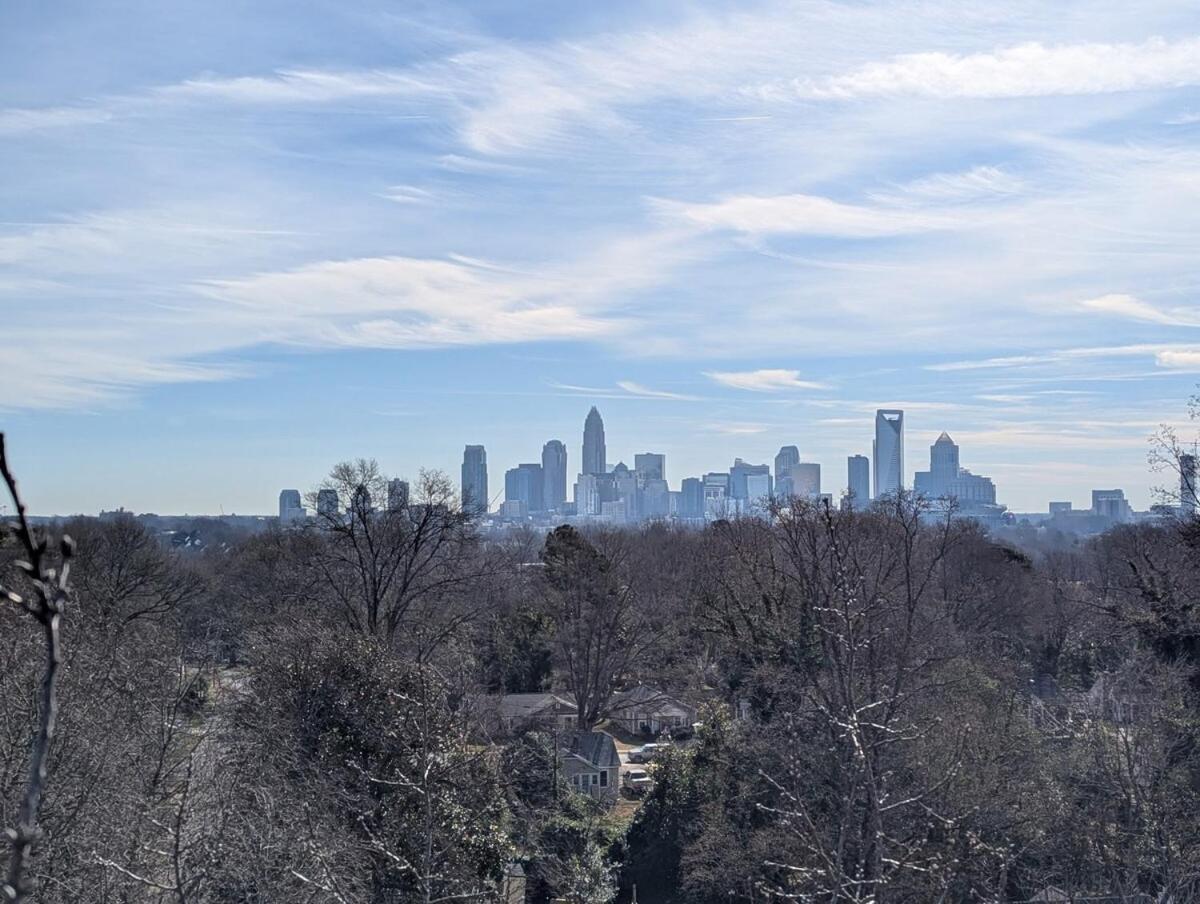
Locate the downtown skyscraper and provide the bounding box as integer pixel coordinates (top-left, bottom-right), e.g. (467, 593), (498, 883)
(582, 406), (606, 476)
(461, 444), (489, 515)
(542, 439), (568, 512)
(847, 455), (870, 509)
(873, 409), (904, 499)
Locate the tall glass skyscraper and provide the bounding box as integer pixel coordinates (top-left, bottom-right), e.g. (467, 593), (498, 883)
(461, 444), (488, 515)
(873, 409), (904, 499)
(774, 445), (800, 498)
(847, 455), (870, 508)
(542, 439), (568, 512)
(582, 406), (606, 476)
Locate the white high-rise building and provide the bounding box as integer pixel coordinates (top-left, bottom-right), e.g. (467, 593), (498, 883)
(873, 409), (904, 499)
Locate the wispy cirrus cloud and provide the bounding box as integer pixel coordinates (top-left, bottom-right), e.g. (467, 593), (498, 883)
(705, 369), (828, 392)
(548, 380), (700, 402)
(1079, 293), (1200, 327)
(656, 193), (957, 238)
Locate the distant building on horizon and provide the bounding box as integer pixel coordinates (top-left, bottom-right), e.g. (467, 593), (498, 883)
(1181, 453), (1197, 515)
(506, 463), (544, 514)
(873, 409), (904, 499)
(278, 489), (305, 524)
(790, 463), (821, 499)
(702, 472), (731, 519)
(634, 453), (666, 482)
(387, 478), (409, 512)
(542, 440), (568, 512)
(1092, 489), (1132, 523)
(462, 444), (489, 515)
(582, 407), (606, 477)
(680, 477), (704, 519)
(730, 458), (771, 501)
(847, 455), (870, 509)
(775, 445), (800, 498)
(913, 432), (998, 512)
(316, 488), (339, 518)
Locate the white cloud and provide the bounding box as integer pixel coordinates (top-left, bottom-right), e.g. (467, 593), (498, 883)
(706, 369), (828, 392)
(1080, 293), (1200, 327)
(873, 166), (1025, 204)
(767, 36), (1200, 101)
(1156, 350), (1200, 369)
(658, 193), (955, 237)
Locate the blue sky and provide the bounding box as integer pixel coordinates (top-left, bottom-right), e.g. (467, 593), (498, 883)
(3, 0), (1200, 514)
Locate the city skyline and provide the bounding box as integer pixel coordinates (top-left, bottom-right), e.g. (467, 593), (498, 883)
(5, 1), (1200, 515)
(266, 403), (1166, 524)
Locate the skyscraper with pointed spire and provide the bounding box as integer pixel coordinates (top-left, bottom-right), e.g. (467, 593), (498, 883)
(582, 406), (606, 476)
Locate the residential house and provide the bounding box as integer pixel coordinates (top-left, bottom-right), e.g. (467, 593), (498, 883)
(607, 684), (698, 736)
(558, 731), (620, 802)
(495, 692), (579, 734)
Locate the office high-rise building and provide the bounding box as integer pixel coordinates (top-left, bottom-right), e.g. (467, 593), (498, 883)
(873, 409), (904, 499)
(680, 477), (704, 519)
(1182, 453), (1198, 515)
(542, 440), (568, 512)
(582, 407), (606, 476)
(279, 489), (305, 523)
(1092, 489), (1132, 523)
(505, 463), (544, 513)
(316, 488), (339, 518)
(775, 446), (800, 498)
(730, 459), (771, 500)
(914, 432), (997, 506)
(847, 455), (870, 509)
(462, 444), (489, 515)
(634, 453), (666, 482)
(387, 478), (410, 512)
(791, 463), (821, 498)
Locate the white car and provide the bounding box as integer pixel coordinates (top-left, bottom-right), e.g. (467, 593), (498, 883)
(622, 768), (653, 796)
(627, 743), (666, 764)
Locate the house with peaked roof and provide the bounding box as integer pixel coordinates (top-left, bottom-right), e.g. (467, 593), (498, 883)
(558, 730), (620, 802)
(607, 684), (697, 736)
(495, 692), (579, 734)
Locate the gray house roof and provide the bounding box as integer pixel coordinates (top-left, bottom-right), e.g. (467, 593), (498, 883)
(561, 730), (620, 769)
(498, 692), (578, 721)
(609, 684), (694, 714)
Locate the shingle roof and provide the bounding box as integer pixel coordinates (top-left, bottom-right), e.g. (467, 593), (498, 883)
(562, 730), (620, 768)
(498, 693), (577, 719)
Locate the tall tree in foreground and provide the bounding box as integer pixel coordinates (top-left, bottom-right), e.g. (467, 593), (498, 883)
(540, 526), (653, 729)
(0, 435), (73, 903)
(308, 461), (484, 655)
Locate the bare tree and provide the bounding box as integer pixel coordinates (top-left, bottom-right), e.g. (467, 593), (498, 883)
(0, 435), (73, 903)
(306, 462), (485, 651)
(540, 525), (658, 729)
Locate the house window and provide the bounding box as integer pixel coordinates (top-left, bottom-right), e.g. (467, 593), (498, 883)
(599, 770), (608, 787)
(591, 774), (598, 786)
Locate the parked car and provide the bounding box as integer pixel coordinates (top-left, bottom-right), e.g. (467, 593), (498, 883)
(627, 743), (666, 764)
(622, 768), (653, 796)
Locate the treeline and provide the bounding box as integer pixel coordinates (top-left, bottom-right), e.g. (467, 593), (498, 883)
(3, 457), (1200, 902)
